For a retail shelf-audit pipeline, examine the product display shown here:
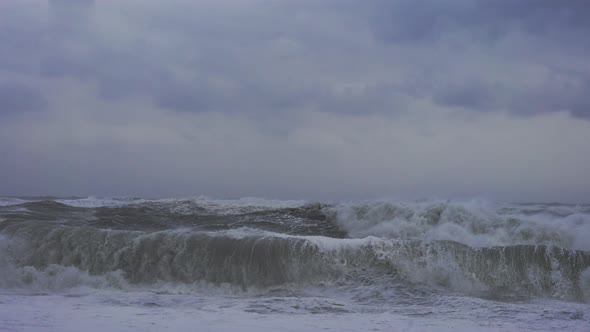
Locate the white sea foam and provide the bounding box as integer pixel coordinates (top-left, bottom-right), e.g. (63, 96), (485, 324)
(3, 292), (554, 332)
(0, 197), (31, 207)
(191, 196), (307, 209)
(56, 197), (145, 208)
(1, 287), (589, 332)
(171, 196), (307, 215)
(53, 196), (307, 215)
(330, 199), (590, 250)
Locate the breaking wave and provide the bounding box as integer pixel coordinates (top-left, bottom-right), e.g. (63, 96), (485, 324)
(328, 200), (590, 250)
(1, 197), (589, 303)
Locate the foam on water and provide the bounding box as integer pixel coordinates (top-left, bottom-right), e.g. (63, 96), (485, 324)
(55, 197), (143, 208)
(329, 199), (590, 250)
(0, 198), (31, 207)
(55, 196), (307, 213)
(1, 197), (590, 331)
(10, 292), (575, 332)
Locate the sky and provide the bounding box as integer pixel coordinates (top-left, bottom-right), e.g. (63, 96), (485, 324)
(1, 0), (589, 202)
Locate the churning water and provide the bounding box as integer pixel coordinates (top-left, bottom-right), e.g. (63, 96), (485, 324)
(1, 197), (589, 331)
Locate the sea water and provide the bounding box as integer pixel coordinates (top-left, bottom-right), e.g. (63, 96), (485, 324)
(1, 197), (589, 331)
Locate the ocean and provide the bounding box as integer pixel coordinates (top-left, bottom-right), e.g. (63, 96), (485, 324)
(0, 197), (589, 331)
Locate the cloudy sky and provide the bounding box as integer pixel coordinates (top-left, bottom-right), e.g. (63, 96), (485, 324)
(1, 0), (589, 202)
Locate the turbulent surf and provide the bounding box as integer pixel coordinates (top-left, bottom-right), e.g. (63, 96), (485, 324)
(1, 197), (589, 331)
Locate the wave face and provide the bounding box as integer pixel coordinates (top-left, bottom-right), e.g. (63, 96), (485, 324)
(1, 197), (589, 303)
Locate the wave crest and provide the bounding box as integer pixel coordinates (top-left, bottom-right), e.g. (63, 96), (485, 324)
(328, 200), (590, 250)
(2, 223), (589, 302)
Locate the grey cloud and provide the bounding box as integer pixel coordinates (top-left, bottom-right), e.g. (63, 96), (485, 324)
(31, 0), (396, 114)
(358, 0), (590, 118)
(431, 68), (590, 118)
(433, 80), (498, 111)
(370, 0), (590, 47)
(0, 9), (44, 75)
(520, 82), (590, 119)
(3, 0), (586, 118)
(0, 83), (48, 114)
(156, 81), (217, 112)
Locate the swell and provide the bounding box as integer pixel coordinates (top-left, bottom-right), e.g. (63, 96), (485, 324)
(5, 198), (590, 251)
(1, 222), (589, 302)
(89, 203), (343, 236)
(0, 200), (344, 237)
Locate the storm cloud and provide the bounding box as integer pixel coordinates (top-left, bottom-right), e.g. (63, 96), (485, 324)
(0, 0), (589, 202)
